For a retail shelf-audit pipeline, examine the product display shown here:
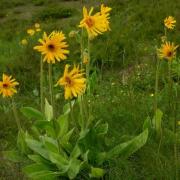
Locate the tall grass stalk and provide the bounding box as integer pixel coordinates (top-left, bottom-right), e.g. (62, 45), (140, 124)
(154, 59), (160, 115)
(11, 98), (21, 130)
(168, 61), (178, 179)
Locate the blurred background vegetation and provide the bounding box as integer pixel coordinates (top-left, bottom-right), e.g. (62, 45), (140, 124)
(0, 0), (180, 179)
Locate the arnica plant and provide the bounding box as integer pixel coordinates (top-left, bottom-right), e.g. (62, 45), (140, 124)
(1, 1), (180, 180)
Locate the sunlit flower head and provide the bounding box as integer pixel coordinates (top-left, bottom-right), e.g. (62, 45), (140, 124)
(35, 23), (40, 28)
(68, 30), (78, 38)
(79, 5), (111, 38)
(27, 29), (35, 36)
(0, 74), (19, 98)
(36, 28), (41, 32)
(56, 65), (86, 100)
(34, 31), (69, 64)
(164, 16), (176, 30)
(21, 39), (28, 45)
(161, 36), (167, 43)
(157, 41), (178, 60)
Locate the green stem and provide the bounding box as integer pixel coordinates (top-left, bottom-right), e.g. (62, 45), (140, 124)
(69, 100), (75, 122)
(79, 96), (85, 130)
(48, 63), (54, 116)
(86, 36), (91, 95)
(164, 27), (167, 37)
(40, 55), (44, 112)
(12, 98), (21, 130)
(48, 64), (61, 152)
(168, 61), (172, 112)
(154, 59), (160, 116)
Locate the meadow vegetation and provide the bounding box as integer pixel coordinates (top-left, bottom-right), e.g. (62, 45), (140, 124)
(0, 0), (180, 179)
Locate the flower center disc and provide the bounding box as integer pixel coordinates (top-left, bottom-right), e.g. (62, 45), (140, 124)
(167, 50), (172, 57)
(85, 17), (94, 28)
(3, 83), (9, 88)
(65, 76), (72, 86)
(48, 44), (55, 51)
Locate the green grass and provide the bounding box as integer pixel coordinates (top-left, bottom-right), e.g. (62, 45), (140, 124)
(0, 0), (180, 179)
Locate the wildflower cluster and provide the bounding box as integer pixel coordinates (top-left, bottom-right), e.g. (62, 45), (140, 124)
(157, 16), (178, 61)
(2, 4), (150, 180)
(21, 23), (42, 46)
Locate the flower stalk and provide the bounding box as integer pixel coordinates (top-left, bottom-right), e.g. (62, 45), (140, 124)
(12, 98), (21, 130)
(48, 63), (54, 115)
(40, 55), (44, 112)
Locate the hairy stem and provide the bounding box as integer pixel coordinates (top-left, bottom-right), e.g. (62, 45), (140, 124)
(40, 55), (44, 112)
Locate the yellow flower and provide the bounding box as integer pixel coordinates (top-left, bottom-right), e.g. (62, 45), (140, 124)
(0, 74), (19, 98)
(34, 31), (69, 64)
(56, 65), (86, 100)
(21, 39), (28, 45)
(36, 28), (41, 32)
(35, 23), (40, 28)
(157, 41), (178, 60)
(27, 29), (35, 36)
(100, 4), (112, 30)
(68, 30), (78, 38)
(79, 5), (111, 38)
(164, 16), (176, 29)
(161, 36), (167, 43)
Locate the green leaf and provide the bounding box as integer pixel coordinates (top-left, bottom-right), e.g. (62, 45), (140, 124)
(107, 129), (148, 159)
(95, 123), (108, 136)
(89, 167), (105, 178)
(23, 163), (59, 180)
(21, 107), (44, 120)
(70, 145), (81, 159)
(28, 154), (51, 165)
(48, 151), (69, 173)
(34, 120), (55, 137)
(67, 158), (82, 179)
(3, 150), (25, 162)
(63, 100), (75, 115)
(143, 116), (151, 130)
(152, 109), (163, 134)
(17, 129), (29, 154)
(25, 138), (50, 160)
(45, 99), (53, 121)
(57, 114), (69, 138)
(41, 136), (59, 154)
(61, 128), (74, 144)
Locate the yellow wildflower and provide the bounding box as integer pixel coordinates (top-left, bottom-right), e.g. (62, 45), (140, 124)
(35, 23), (40, 28)
(164, 16), (176, 29)
(27, 29), (35, 36)
(157, 41), (178, 60)
(0, 74), (19, 98)
(21, 39), (28, 45)
(79, 5), (111, 38)
(56, 65), (86, 100)
(34, 31), (69, 64)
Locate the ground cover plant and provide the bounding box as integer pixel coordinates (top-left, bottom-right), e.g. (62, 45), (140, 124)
(0, 0), (180, 179)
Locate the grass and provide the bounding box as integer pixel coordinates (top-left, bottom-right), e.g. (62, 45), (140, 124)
(0, 0), (180, 179)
